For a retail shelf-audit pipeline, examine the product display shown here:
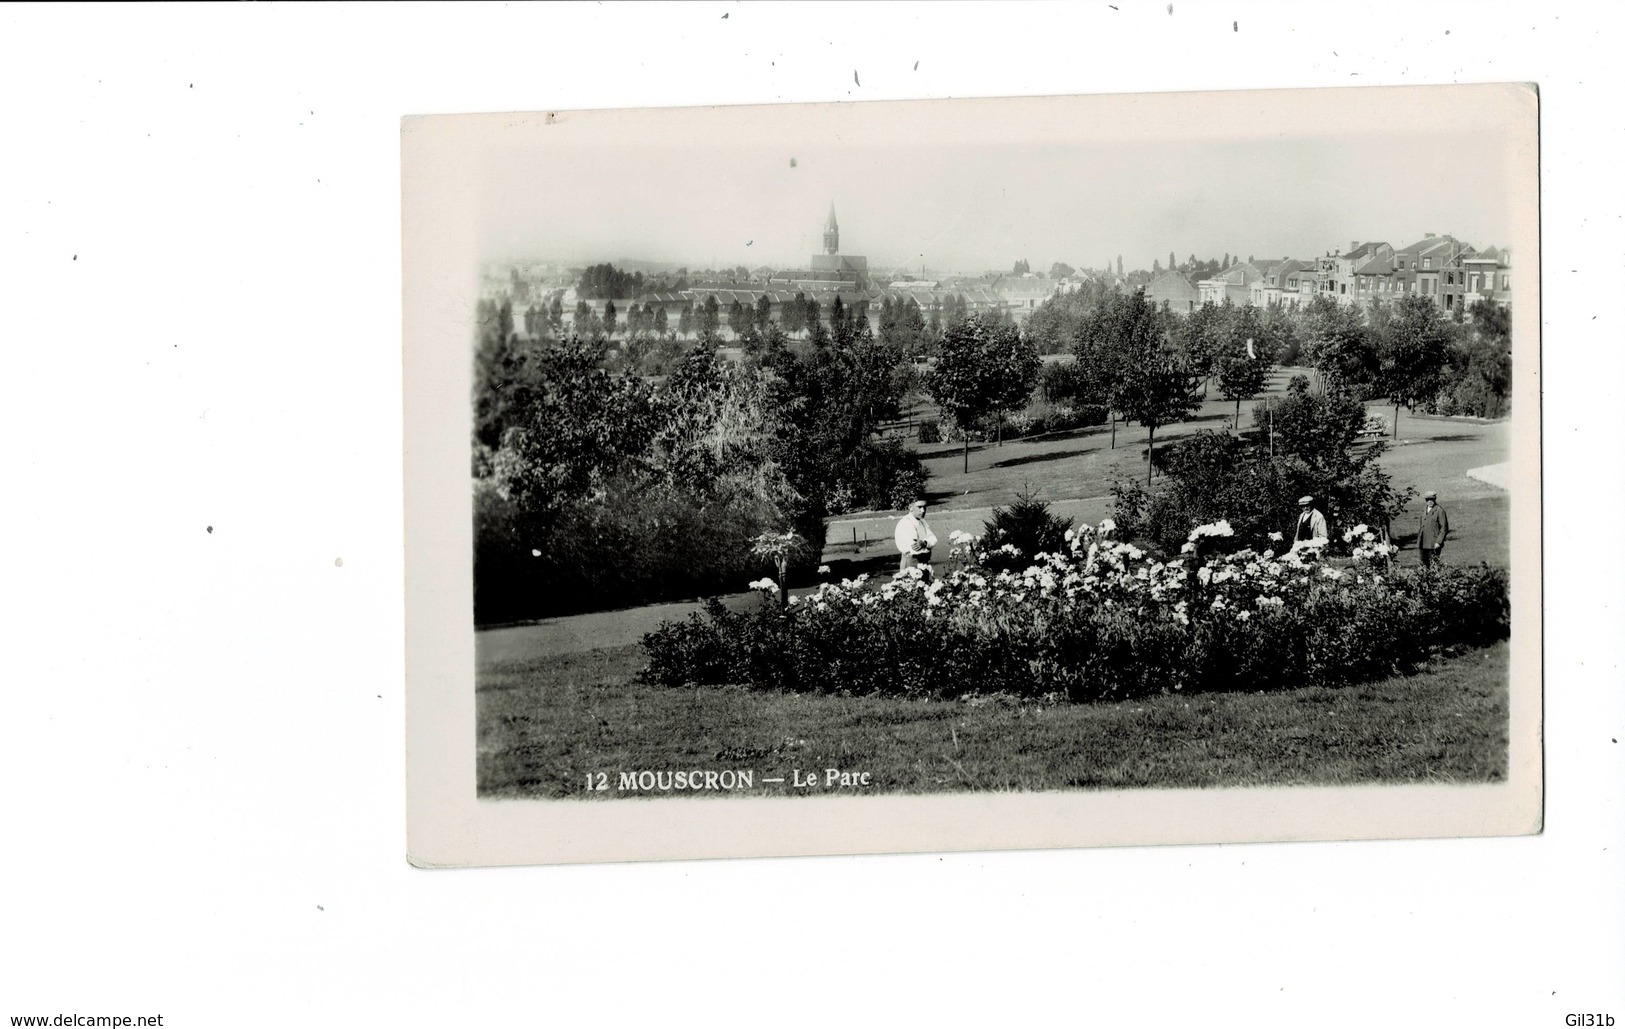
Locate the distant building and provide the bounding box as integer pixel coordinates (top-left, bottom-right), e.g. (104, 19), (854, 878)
(994, 279), (1058, 324)
(1197, 261), (1265, 306)
(1456, 246), (1512, 313)
(1144, 271), (1200, 313)
(796, 203), (871, 289)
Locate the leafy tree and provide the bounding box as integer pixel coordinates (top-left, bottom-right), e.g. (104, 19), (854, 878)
(1049, 262), (1075, 280)
(1215, 329), (1272, 428)
(755, 294), (772, 331)
(1300, 295), (1378, 397)
(1377, 294), (1455, 438)
(576, 262), (645, 299)
(699, 294), (721, 335)
(928, 313), (1041, 472)
(1176, 300), (1230, 388)
(727, 299), (747, 337)
(1114, 332), (1204, 485)
(488, 337), (660, 514)
(1441, 299), (1511, 417)
(1013, 258), (1031, 275)
(1254, 375), (1413, 533)
(677, 303), (693, 338)
(603, 300), (618, 339)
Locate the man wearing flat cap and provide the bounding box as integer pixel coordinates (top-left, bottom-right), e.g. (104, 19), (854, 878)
(1418, 490), (1449, 567)
(1292, 495), (1329, 548)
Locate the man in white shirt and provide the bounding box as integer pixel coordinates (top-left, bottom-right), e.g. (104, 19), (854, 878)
(894, 498), (939, 581)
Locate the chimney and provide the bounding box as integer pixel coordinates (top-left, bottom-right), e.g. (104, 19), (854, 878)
(1424, 232), (1436, 238)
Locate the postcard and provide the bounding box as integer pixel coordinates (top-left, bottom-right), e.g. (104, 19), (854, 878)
(404, 83), (1540, 866)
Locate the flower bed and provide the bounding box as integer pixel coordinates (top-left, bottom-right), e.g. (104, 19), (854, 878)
(639, 520), (1509, 702)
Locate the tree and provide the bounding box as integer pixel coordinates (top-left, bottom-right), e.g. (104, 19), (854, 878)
(1254, 375), (1413, 535)
(1115, 255), (1124, 277)
(1049, 262), (1075, 280)
(1013, 258), (1031, 275)
(1095, 289), (1201, 483)
(573, 300), (601, 340)
(1170, 251), (1177, 273)
(1176, 300), (1230, 391)
(1300, 295), (1377, 396)
(1215, 329), (1272, 428)
(576, 262), (645, 300)
(928, 313), (1041, 472)
(699, 295), (721, 335)
(755, 294), (772, 332)
(603, 300), (617, 339)
(1377, 294), (1455, 438)
(488, 337), (660, 514)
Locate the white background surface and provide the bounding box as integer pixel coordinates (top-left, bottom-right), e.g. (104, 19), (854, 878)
(1, 3), (1619, 1025)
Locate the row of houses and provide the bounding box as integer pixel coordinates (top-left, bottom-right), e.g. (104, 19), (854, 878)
(1144, 234), (1512, 316)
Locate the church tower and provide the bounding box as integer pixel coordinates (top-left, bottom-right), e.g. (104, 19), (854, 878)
(823, 202), (839, 255)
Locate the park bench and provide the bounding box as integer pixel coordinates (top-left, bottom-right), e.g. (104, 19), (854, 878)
(1357, 414), (1388, 440)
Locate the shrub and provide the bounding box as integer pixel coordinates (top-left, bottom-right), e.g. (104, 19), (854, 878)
(918, 418), (941, 443)
(979, 491), (1074, 572)
(846, 438), (930, 513)
(640, 520), (1511, 702)
(475, 475), (780, 624)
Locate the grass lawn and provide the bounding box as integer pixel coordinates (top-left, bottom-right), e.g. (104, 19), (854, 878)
(477, 640), (1507, 798)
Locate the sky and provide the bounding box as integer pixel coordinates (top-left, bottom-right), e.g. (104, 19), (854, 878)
(469, 85), (1529, 275)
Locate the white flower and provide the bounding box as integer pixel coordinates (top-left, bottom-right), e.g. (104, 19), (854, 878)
(1268, 531), (1283, 543)
(1188, 520), (1234, 542)
(531, 549), (542, 557)
(1181, 542), (1196, 554)
(747, 577), (777, 591)
(1235, 610), (1251, 622)
(1098, 518), (1116, 534)
(817, 564), (831, 575)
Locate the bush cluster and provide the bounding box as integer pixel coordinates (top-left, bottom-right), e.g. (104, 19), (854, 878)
(978, 492), (1074, 573)
(475, 479), (780, 624)
(639, 521), (1509, 703)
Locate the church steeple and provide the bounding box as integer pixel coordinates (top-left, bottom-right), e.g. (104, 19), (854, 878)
(823, 202), (839, 255)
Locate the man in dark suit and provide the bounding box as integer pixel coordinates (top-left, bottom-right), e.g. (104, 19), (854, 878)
(1418, 490), (1450, 567)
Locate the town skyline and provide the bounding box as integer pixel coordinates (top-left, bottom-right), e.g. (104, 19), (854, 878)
(475, 89), (1523, 277)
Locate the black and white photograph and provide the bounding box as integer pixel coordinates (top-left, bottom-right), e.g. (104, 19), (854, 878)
(406, 83), (1540, 866)
(12, 4), (1624, 1025)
